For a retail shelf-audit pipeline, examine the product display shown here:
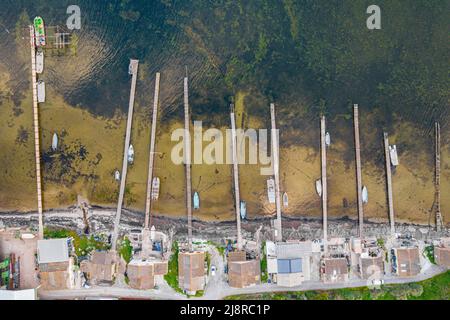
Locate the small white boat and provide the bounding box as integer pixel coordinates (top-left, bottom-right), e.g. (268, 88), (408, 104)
(315, 179), (322, 197)
(51, 133), (58, 151)
(362, 186), (368, 204)
(283, 192), (288, 207)
(37, 80), (45, 103)
(193, 192), (200, 210)
(325, 132), (331, 147)
(267, 178), (275, 204)
(240, 201), (246, 220)
(389, 145), (399, 166)
(127, 144), (134, 164)
(151, 177), (160, 200)
(36, 49), (44, 74)
(114, 170), (120, 181)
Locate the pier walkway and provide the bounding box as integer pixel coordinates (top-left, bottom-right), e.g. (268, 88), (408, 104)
(320, 116), (328, 253)
(29, 25), (44, 239)
(383, 132), (395, 236)
(353, 104), (364, 237)
(270, 103), (282, 242)
(184, 76), (193, 251)
(111, 59), (139, 251)
(230, 107), (243, 250)
(144, 72), (161, 229)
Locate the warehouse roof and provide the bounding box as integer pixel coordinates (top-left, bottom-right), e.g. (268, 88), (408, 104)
(276, 241), (312, 259)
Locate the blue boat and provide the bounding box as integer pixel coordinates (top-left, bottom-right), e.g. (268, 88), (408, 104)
(193, 192), (200, 210)
(240, 201), (246, 220)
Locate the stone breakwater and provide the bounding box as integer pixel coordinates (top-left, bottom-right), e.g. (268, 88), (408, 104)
(0, 207), (447, 243)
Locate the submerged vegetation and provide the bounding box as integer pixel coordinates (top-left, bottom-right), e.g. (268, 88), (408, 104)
(0, 1), (449, 223)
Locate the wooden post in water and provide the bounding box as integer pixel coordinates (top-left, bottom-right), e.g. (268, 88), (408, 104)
(29, 26), (44, 239)
(353, 104), (364, 238)
(383, 132), (395, 236)
(184, 76), (193, 252)
(320, 116), (328, 254)
(435, 122), (443, 232)
(271, 103), (283, 242)
(230, 105), (243, 250)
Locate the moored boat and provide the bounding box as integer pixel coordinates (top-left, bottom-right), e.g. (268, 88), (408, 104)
(240, 201), (246, 220)
(114, 170), (120, 181)
(51, 133), (58, 151)
(127, 144), (134, 164)
(267, 178), (275, 204)
(362, 185), (368, 204)
(33, 16), (46, 47)
(151, 177), (160, 200)
(36, 49), (44, 74)
(389, 145), (399, 166)
(325, 132), (331, 147)
(37, 80), (45, 103)
(193, 192), (200, 210)
(315, 179), (322, 197)
(283, 192), (288, 207)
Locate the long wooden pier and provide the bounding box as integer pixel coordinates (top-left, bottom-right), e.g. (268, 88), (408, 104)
(320, 116), (328, 253)
(383, 132), (395, 236)
(144, 72), (161, 230)
(353, 104), (364, 237)
(270, 103), (282, 242)
(435, 122), (443, 232)
(184, 76), (193, 252)
(29, 26), (44, 239)
(111, 59), (139, 251)
(230, 106), (243, 250)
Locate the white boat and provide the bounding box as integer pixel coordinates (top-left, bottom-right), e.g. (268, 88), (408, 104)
(362, 186), (368, 204)
(51, 133), (58, 151)
(114, 170), (120, 181)
(283, 192), (288, 207)
(267, 178), (275, 204)
(37, 80), (45, 103)
(151, 177), (160, 200)
(127, 144), (134, 164)
(325, 132), (331, 147)
(36, 49), (44, 74)
(315, 179), (322, 197)
(240, 201), (246, 220)
(389, 145), (399, 166)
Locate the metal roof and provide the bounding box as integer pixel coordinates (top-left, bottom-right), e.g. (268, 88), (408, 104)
(37, 238), (69, 264)
(276, 241), (312, 259)
(277, 258), (302, 274)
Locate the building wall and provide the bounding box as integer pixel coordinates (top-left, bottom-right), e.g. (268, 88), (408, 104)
(277, 273), (304, 287)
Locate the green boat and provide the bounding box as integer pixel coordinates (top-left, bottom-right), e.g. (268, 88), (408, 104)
(33, 16), (46, 46)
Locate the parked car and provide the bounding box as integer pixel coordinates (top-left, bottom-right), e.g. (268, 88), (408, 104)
(211, 265), (216, 276)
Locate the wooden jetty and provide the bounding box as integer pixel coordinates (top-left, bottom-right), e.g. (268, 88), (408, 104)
(435, 122), (443, 232)
(184, 76), (193, 252)
(29, 26), (44, 239)
(111, 59), (139, 251)
(270, 103), (282, 242)
(230, 105), (243, 250)
(383, 132), (396, 236)
(320, 116), (328, 253)
(144, 72), (161, 230)
(353, 104), (364, 237)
